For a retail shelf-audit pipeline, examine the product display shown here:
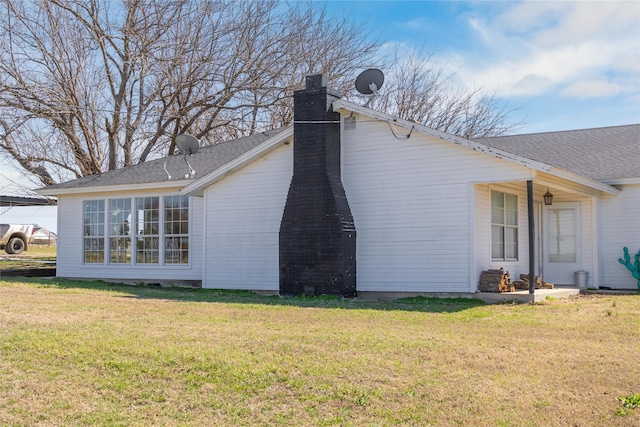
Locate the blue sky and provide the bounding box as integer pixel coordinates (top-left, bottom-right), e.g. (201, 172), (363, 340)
(325, 0), (640, 133)
(1, 1), (639, 232)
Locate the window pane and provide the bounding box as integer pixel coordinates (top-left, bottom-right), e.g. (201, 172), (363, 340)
(505, 194), (518, 226)
(84, 238), (104, 263)
(109, 237), (131, 263)
(491, 190), (504, 208)
(83, 200), (105, 263)
(491, 190), (518, 261)
(491, 191), (504, 223)
(136, 237), (159, 264)
(164, 195), (189, 264)
(109, 199), (131, 264)
(505, 208), (518, 226)
(491, 225), (504, 259)
(548, 209), (576, 262)
(505, 226), (518, 259)
(135, 197), (160, 264)
(165, 236), (189, 264)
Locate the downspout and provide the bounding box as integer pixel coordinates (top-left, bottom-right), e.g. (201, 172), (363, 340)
(527, 180), (535, 294)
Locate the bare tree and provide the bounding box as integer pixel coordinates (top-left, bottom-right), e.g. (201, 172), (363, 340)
(367, 49), (519, 139)
(0, 0), (378, 185)
(1, 1), (516, 188)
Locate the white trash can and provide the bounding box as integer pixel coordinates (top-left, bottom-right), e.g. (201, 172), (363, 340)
(574, 271), (589, 289)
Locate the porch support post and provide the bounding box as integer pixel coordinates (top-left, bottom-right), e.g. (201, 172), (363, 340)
(527, 180), (535, 294)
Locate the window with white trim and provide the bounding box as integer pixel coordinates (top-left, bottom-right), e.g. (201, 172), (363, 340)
(83, 200), (105, 263)
(491, 190), (518, 261)
(109, 198), (132, 264)
(82, 195), (189, 265)
(135, 196), (160, 264)
(163, 195), (189, 264)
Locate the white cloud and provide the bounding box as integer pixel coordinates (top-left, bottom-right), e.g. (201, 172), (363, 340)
(446, 2), (640, 100)
(510, 74), (555, 97)
(560, 80), (625, 98)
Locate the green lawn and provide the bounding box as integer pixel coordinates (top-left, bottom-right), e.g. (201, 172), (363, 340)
(1, 278), (639, 426)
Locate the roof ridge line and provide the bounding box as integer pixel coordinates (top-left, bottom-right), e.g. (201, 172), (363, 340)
(480, 123), (639, 140)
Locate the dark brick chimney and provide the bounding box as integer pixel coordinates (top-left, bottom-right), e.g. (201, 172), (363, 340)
(279, 75), (357, 297)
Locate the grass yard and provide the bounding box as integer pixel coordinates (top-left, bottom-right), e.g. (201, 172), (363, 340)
(1, 245), (57, 259)
(1, 278), (639, 426)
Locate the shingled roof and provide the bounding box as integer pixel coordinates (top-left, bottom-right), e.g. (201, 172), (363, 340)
(40, 128), (289, 192)
(475, 124), (640, 182)
(39, 121), (638, 195)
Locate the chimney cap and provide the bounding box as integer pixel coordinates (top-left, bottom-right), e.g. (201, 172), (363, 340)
(305, 74), (327, 90)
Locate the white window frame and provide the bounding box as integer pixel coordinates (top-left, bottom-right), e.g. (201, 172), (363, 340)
(83, 199), (105, 264)
(108, 198), (132, 264)
(163, 195), (189, 265)
(81, 195), (190, 266)
(491, 189), (519, 261)
(135, 196), (160, 265)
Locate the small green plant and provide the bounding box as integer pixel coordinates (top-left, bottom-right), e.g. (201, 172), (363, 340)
(617, 392), (640, 409)
(618, 247), (640, 289)
(616, 392), (640, 417)
(616, 407), (630, 417)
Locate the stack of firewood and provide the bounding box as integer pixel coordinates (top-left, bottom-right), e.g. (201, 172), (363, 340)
(478, 268), (515, 293)
(512, 274), (554, 290)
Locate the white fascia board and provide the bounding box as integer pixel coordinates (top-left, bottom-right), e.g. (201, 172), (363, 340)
(181, 127), (293, 197)
(35, 181), (187, 197)
(547, 168), (620, 195)
(601, 177), (640, 185)
(332, 99), (620, 196)
(332, 99), (553, 172)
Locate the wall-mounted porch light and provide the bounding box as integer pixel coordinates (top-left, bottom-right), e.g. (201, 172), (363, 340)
(543, 187), (554, 205)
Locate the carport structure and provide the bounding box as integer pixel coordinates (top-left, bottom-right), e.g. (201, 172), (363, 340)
(0, 195), (57, 207)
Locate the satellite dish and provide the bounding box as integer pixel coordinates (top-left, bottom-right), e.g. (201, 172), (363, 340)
(175, 134), (200, 155)
(355, 68), (384, 95)
(174, 134), (200, 178)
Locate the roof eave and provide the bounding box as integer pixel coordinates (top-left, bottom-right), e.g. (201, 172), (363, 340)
(601, 177), (640, 186)
(547, 168), (620, 195)
(35, 180), (188, 197)
(332, 99), (553, 172)
(181, 127), (293, 197)
(333, 99), (620, 196)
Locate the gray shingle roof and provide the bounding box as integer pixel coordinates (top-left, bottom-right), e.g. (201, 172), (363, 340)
(42, 122), (638, 193)
(475, 124), (640, 181)
(42, 129), (288, 191)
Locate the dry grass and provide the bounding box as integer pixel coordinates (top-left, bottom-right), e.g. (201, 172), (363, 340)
(1, 245), (56, 258)
(1, 278), (639, 426)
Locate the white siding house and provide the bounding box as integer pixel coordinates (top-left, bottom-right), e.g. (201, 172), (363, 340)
(341, 117), (534, 293)
(199, 138), (293, 290)
(599, 184), (640, 288)
(38, 81), (640, 293)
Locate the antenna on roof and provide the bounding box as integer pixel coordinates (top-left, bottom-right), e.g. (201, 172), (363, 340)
(163, 161), (172, 180)
(355, 68), (384, 108)
(175, 134), (200, 178)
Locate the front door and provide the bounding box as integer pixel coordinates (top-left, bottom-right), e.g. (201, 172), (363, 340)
(543, 203), (581, 285)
